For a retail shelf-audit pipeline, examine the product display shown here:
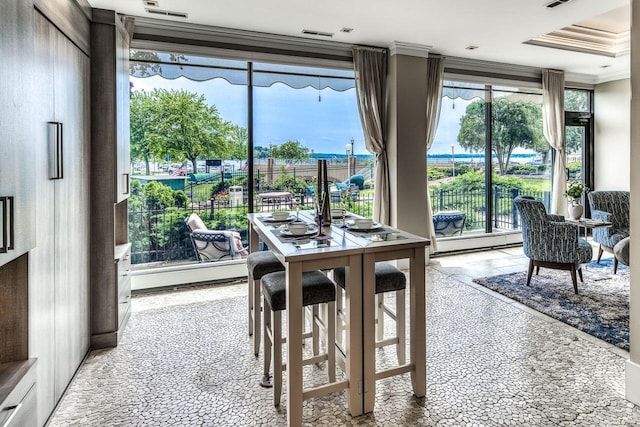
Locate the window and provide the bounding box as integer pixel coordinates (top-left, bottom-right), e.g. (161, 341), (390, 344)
(128, 50), (365, 269)
(429, 81), (549, 236)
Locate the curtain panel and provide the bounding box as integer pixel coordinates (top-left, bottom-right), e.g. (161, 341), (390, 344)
(352, 46), (390, 224)
(542, 69), (567, 216)
(425, 56), (445, 253)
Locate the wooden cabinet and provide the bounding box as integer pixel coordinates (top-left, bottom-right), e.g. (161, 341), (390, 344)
(0, 0), (36, 267)
(0, 360), (37, 427)
(29, 8), (90, 425)
(90, 9), (132, 348)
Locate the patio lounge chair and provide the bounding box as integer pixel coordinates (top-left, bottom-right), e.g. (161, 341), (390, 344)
(432, 211), (466, 237)
(185, 213), (248, 262)
(587, 190), (630, 273)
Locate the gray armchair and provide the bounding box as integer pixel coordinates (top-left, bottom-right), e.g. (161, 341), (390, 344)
(514, 196), (592, 294)
(587, 191), (630, 272)
(185, 213), (248, 262)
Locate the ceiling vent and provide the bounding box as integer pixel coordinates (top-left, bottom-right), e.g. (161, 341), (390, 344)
(145, 8), (188, 18)
(546, 0), (572, 8)
(301, 29), (334, 38)
(143, 0), (159, 6)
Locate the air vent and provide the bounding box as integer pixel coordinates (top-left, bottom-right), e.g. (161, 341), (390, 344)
(301, 29), (334, 38)
(143, 0), (158, 6)
(340, 27), (354, 33)
(546, 0), (572, 8)
(145, 8), (188, 18)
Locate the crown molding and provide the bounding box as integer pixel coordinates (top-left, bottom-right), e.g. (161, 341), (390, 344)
(389, 41), (431, 58)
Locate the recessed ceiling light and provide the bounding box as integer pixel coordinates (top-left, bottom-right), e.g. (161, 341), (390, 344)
(143, 0), (159, 6)
(340, 27), (354, 33)
(465, 45), (479, 50)
(601, 64), (612, 68)
(546, 0), (572, 8)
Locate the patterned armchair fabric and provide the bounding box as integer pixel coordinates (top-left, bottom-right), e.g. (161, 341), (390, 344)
(514, 197), (592, 265)
(432, 211), (466, 237)
(587, 191), (630, 250)
(514, 196), (592, 293)
(185, 213), (248, 262)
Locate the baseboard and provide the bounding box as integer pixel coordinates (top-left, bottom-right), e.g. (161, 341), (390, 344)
(131, 260), (248, 291)
(626, 359), (640, 405)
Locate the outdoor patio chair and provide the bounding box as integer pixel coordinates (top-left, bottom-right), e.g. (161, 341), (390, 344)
(513, 196), (592, 294)
(587, 190), (630, 272)
(432, 211), (466, 237)
(185, 213), (248, 262)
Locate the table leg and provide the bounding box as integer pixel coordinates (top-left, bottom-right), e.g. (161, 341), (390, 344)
(362, 252), (377, 413)
(345, 254), (364, 416)
(286, 262), (303, 426)
(249, 222), (259, 253)
(410, 246), (426, 397)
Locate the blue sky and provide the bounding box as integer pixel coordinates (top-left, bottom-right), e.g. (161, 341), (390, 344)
(131, 75), (536, 157)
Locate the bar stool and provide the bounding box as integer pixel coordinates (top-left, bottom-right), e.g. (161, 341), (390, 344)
(260, 270), (336, 405)
(247, 251), (285, 356)
(333, 262), (406, 365)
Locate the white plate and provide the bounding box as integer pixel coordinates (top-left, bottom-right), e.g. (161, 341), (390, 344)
(263, 215), (296, 223)
(331, 212), (350, 219)
(347, 223), (382, 231)
(281, 228), (317, 237)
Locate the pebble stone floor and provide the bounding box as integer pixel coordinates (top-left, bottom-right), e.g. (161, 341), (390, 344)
(50, 247), (640, 426)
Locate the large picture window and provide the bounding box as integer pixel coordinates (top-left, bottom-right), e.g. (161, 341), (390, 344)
(128, 50), (366, 269)
(429, 80), (550, 236)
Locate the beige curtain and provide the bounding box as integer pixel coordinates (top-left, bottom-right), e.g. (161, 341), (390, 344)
(353, 47), (390, 224)
(425, 56), (444, 253)
(542, 69), (567, 216)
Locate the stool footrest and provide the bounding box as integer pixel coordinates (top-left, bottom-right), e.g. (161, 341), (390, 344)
(374, 364), (413, 381)
(302, 379), (349, 401)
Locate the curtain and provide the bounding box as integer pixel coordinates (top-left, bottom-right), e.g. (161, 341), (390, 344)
(542, 69), (567, 216)
(425, 56), (445, 253)
(352, 47), (390, 224)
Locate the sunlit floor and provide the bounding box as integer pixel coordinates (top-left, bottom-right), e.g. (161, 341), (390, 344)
(49, 246), (640, 426)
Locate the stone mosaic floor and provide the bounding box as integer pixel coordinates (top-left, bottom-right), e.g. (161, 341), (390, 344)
(50, 248), (640, 426)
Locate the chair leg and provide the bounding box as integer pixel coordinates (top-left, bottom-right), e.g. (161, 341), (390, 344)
(614, 257), (619, 275)
(326, 301), (336, 383)
(526, 260), (534, 287)
(376, 294), (384, 342)
(312, 305), (320, 357)
(253, 279), (261, 357)
(597, 245), (604, 263)
(535, 266), (540, 275)
(578, 267), (584, 283)
(248, 273), (254, 337)
(395, 289), (406, 365)
(335, 287), (344, 351)
(570, 266), (578, 294)
(273, 310), (283, 406)
(262, 299), (272, 387)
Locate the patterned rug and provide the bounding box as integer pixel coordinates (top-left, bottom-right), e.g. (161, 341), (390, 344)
(473, 258), (629, 350)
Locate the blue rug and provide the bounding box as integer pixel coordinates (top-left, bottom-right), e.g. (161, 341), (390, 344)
(473, 258), (629, 350)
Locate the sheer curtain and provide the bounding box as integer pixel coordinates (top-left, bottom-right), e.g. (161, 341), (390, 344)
(542, 69), (567, 216)
(425, 56), (444, 252)
(352, 46), (390, 224)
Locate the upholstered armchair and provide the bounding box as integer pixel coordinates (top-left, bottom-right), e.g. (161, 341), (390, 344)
(185, 213), (248, 262)
(432, 211), (466, 237)
(513, 196), (593, 294)
(587, 191), (630, 272)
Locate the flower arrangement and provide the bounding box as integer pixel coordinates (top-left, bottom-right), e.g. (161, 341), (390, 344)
(211, 190), (229, 201)
(564, 181), (588, 205)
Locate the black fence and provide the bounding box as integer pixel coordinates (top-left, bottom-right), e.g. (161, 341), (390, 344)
(429, 187), (550, 231)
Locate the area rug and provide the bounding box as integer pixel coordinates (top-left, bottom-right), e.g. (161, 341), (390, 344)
(473, 258), (629, 350)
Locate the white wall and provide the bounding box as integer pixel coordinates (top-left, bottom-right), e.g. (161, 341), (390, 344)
(594, 78), (631, 190)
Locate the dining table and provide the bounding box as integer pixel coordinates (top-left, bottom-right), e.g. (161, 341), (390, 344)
(247, 210), (430, 426)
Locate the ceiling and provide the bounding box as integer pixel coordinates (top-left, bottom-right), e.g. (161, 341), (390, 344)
(87, 0), (630, 84)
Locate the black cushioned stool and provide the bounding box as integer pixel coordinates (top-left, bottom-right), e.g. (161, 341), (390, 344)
(261, 270), (336, 406)
(247, 251), (285, 356)
(333, 262), (406, 365)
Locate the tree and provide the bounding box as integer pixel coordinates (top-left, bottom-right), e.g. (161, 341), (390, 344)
(270, 140), (310, 163)
(130, 91), (157, 175)
(227, 125), (248, 160)
(141, 89), (230, 173)
(129, 50), (188, 77)
(457, 99), (544, 174)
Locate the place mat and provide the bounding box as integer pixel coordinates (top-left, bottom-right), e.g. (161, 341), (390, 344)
(344, 225), (396, 237)
(271, 226), (321, 243)
(257, 214), (299, 224)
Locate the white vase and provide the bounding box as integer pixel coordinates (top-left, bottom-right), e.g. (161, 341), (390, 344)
(568, 203), (583, 220)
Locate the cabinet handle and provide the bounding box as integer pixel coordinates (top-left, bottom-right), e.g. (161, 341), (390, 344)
(123, 173), (130, 195)
(0, 196), (14, 253)
(1, 403), (22, 427)
(48, 121), (63, 180)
